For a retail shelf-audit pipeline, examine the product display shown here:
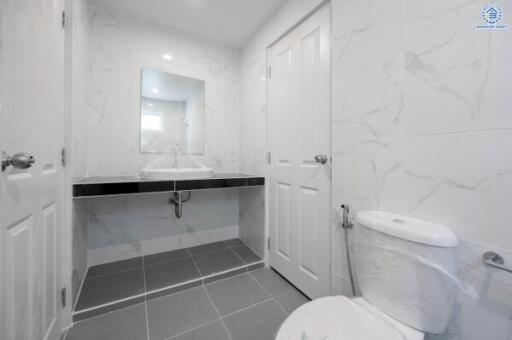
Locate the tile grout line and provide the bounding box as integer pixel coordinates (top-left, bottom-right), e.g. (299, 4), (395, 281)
(226, 244), (249, 265)
(73, 242), (264, 322)
(72, 266), (90, 312)
(203, 271), (248, 287)
(189, 244), (231, 257)
(72, 292), (148, 315)
(72, 262), (265, 317)
(221, 297), (274, 319)
(141, 256), (150, 340)
(85, 260), (143, 280)
(247, 270), (291, 315)
(186, 248), (204, 277)
(203, 285), (234, 340)
(143, 254), (191, 268)
(224, 240), (263, 267)
(199, 241), (236, 340)
(224, 238), (262, 257)
(163, 319), (220, 340)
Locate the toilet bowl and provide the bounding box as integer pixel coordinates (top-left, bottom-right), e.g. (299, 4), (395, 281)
(276, 296), (424, 340)
(276, 210), (459, 340)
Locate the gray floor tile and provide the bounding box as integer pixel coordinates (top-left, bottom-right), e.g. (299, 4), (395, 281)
(86, 257), (143, 279)
(230, 245), (261, 264)
(146, 280), (202, 301)
(246, 262), (264, 272)
(206, 274), (270, 316)
(66, 303), (147, 340)
(192, 249), (244, 276)
(274, 289), (309, 314)
(147, 286), (218, 340)
(170, 321), (230, 340)
(222, 300), (287, 340)
(203, 267), (246, 284)
(73, 296), (145, 322)
(144, 248), (190, 266)
(249, 268), (293, 297)
(144, 257), (201, 292)
(75, 268), (145, 311)
(223, 238), (244, 248)
(188, 241), (228, 255)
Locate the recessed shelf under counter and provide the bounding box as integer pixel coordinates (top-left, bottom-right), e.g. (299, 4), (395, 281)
(72, 173), (265, 198)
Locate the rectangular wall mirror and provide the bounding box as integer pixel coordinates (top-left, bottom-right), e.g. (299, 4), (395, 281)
(140, 68), (205, 154)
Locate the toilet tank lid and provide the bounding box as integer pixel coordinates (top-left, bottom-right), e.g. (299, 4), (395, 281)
(355, 211), (458, 247)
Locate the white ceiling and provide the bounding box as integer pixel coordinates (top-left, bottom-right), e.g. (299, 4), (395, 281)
(91, 0), (288, 48)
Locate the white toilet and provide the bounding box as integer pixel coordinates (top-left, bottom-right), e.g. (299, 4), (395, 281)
(276, 210), (459, 340)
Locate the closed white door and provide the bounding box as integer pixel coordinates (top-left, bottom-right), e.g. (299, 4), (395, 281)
(0, 0), (66, 339)
(268, 4), (331, 299)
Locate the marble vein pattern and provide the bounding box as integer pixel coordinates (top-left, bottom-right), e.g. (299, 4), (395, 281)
(330, 0), (512, 339)
(241, 0), (512, 340)
(86, 189), (239, 267)
(81, 4), (241, 177)
(71, 2), (248, 268)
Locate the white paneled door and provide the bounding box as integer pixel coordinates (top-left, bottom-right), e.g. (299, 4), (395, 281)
(268, 4), (331, 299)
(0, 0), (66, 339)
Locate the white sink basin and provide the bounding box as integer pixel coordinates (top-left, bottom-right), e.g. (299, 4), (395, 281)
(140, 167), (214, 180)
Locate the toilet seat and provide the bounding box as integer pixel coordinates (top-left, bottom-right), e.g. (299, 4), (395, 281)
(276, 296), (424, 340)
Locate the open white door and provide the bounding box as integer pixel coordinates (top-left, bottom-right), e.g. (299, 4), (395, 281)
(268, 4), (332, 299)
(0, 0), (66, 339)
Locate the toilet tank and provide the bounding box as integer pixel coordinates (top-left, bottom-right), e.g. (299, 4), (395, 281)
(353, 211), (459, 334)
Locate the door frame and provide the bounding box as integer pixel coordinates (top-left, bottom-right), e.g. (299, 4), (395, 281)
(264, 0), (333, 295)
(61, 0), (75, 330)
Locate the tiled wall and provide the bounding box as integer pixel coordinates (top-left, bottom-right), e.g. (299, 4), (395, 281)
(332, 0), (512, 339)
(240, 0), (512, 339)
(71, 3), (243, 267)
(85, 190), (239, 267)
(80, 4), (240, 176)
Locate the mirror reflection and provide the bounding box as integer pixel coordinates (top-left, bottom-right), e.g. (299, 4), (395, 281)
(140, 68), (205, 154)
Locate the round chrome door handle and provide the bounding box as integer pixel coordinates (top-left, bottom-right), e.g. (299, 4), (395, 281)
(2, 151), (36, 171)
(314, 154), (328, 164)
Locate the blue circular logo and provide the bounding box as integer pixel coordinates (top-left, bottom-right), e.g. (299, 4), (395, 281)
(482, 4), (502, 24)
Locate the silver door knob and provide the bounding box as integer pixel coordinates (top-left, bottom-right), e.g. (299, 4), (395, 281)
(2, 151), (36, 171)
(314, 154), (328, 164)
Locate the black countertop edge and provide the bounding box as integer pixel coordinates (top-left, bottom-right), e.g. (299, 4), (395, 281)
(73, 174), (265, 198)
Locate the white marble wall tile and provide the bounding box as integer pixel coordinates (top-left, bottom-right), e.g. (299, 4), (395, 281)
(70, 0), (90, 179)
(86, 189), (239, 266)
(427, 240), (512, 340)
(331, 0), (512, 339)
(83, 4), (240, 176)
(71, 3), (246, 267)
(239, 188), (266, 258)
(398, 131), (512, 250)
(332, 0), (404, 140)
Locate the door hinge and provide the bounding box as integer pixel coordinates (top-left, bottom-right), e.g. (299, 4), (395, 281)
(267, 152), (271, 164)
(61, 10), (66, 29)
(267, 237), (271, 250)
(61, 287), (67, 307)
(61, 147), (66, 167)
(267, 66), (272, 79)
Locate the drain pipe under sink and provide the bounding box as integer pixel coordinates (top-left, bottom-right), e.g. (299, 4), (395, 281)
(170, 191), (192, 219)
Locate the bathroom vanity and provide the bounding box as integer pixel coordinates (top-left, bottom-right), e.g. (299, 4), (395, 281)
(71, 173), (265, 321)
(72, 173), (265, 198)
